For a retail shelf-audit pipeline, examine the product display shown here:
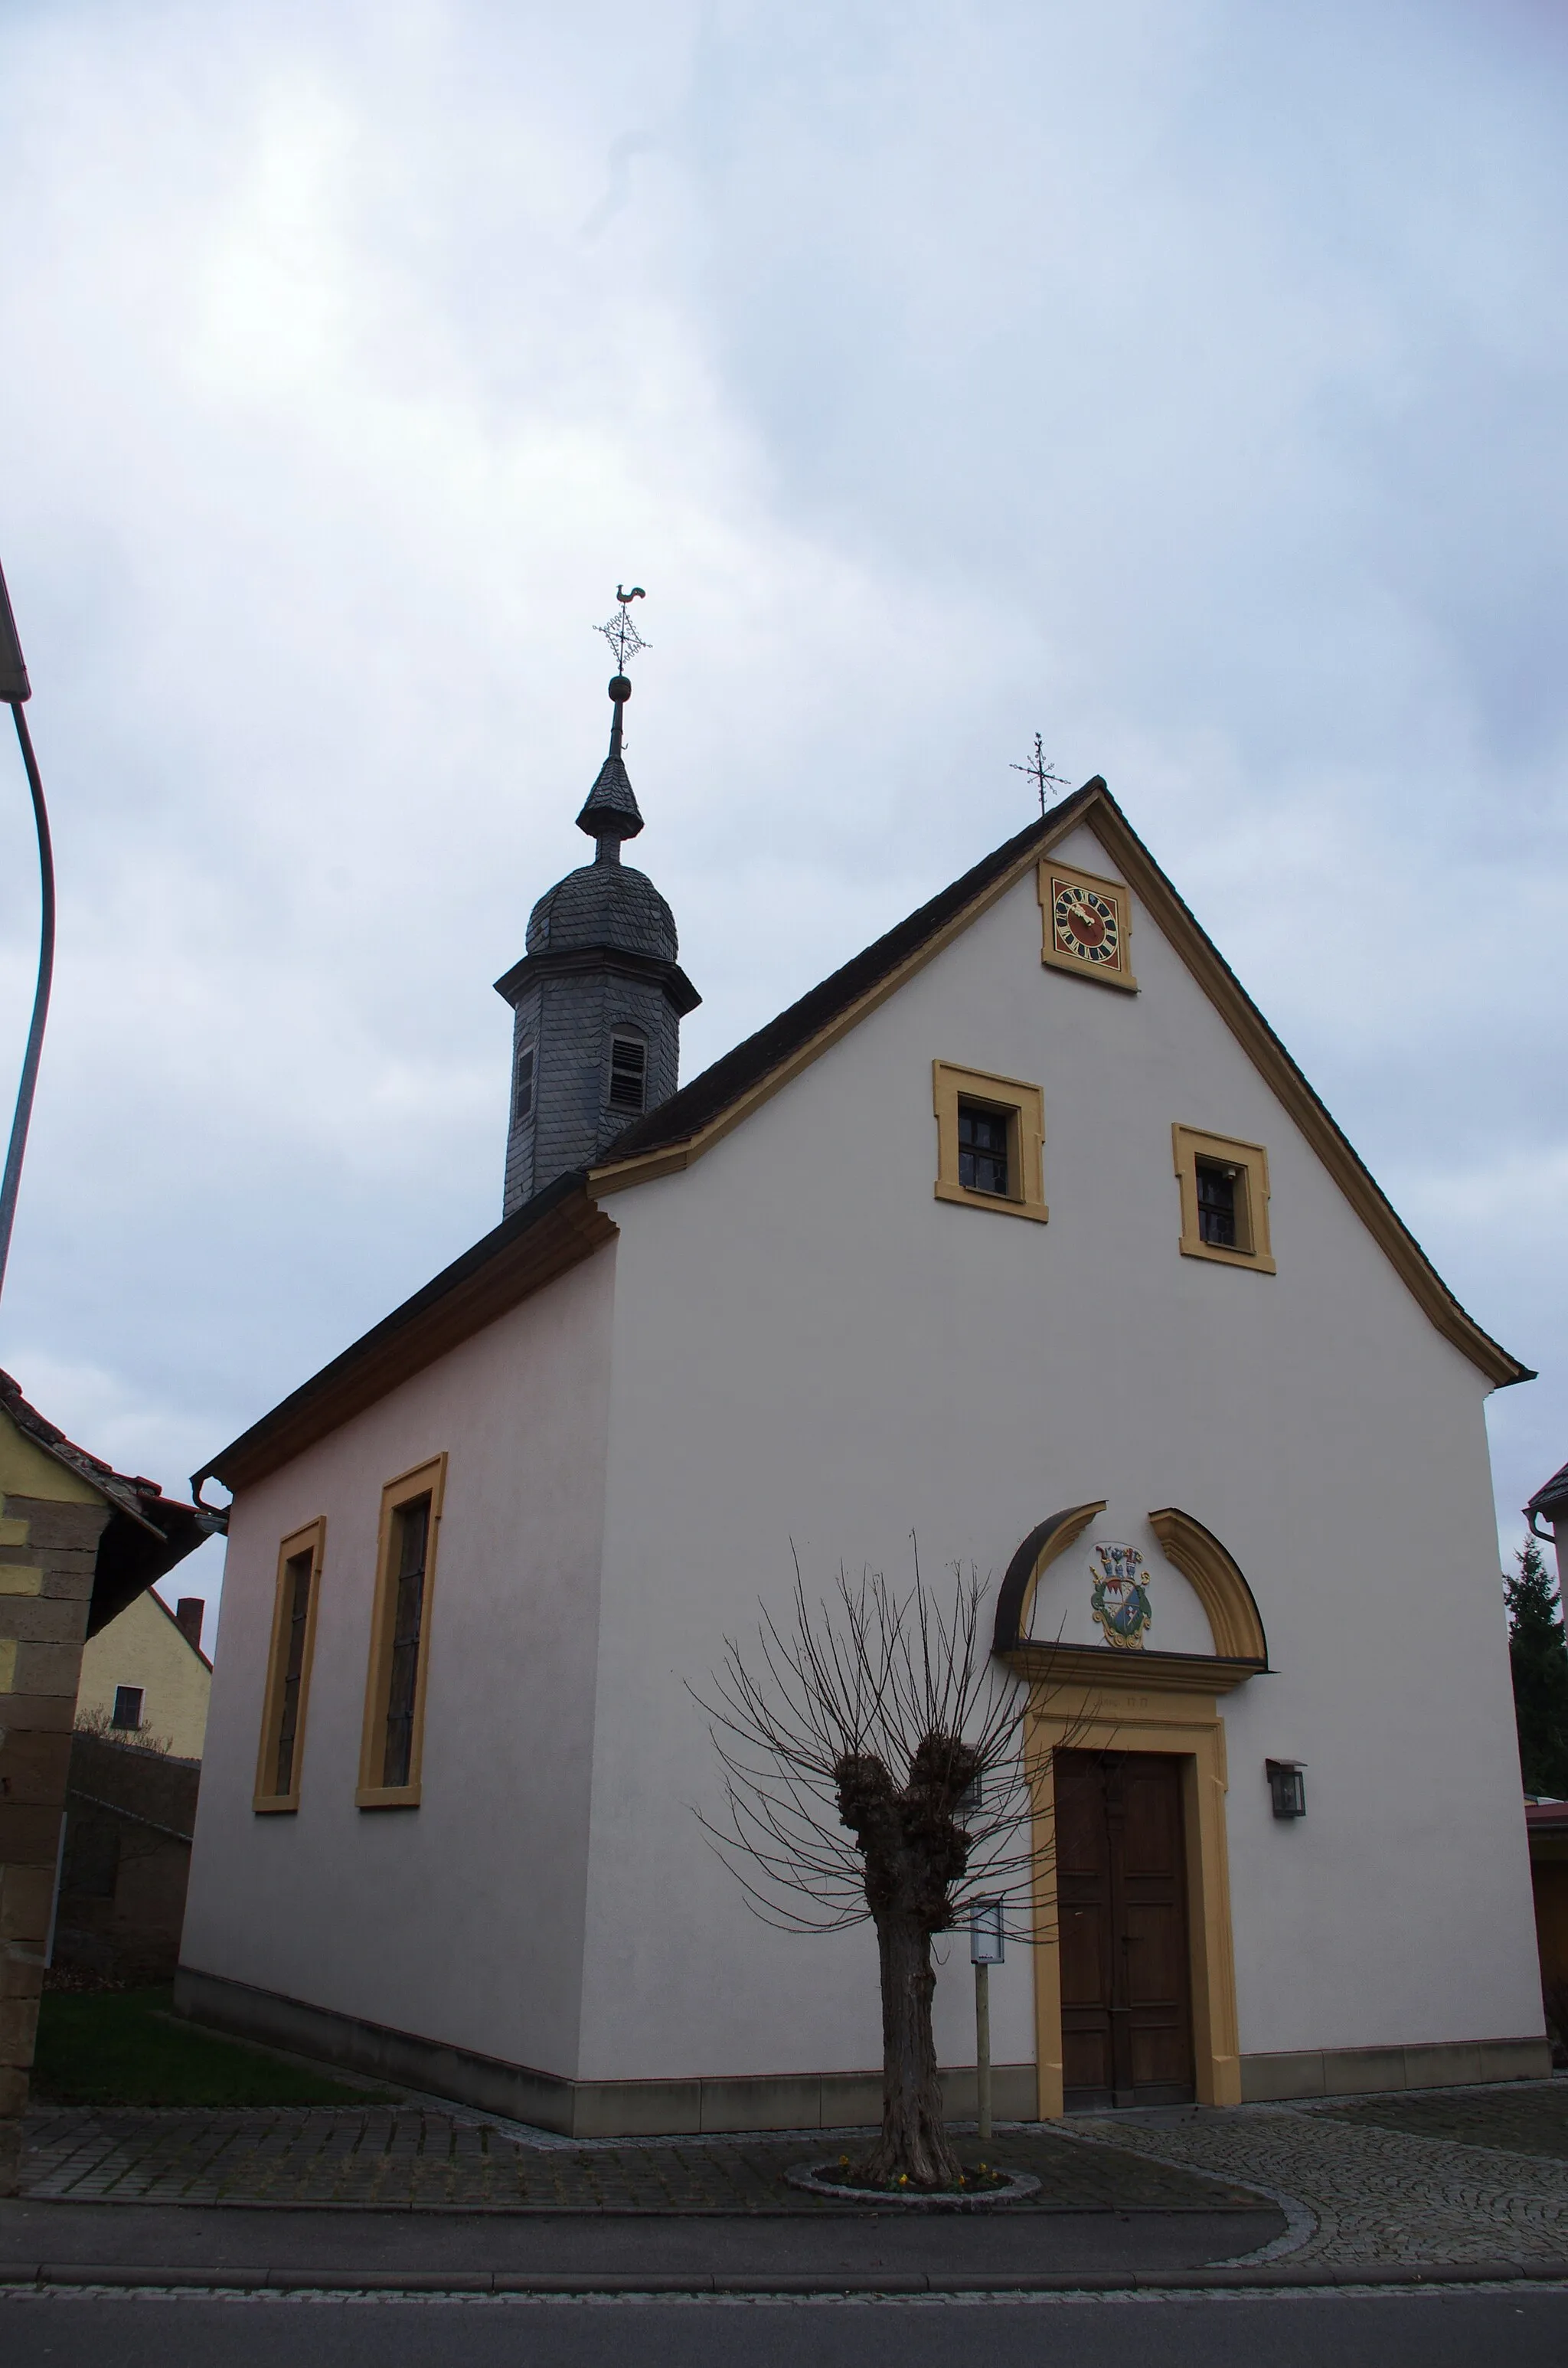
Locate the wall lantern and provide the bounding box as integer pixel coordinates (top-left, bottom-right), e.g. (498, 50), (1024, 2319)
(1266, 1760), (1306, 1820)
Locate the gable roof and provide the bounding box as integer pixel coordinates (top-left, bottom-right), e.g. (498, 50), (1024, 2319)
(596, 794), (1086, 1176)
(197, 1170), (616, 1498)
(196, 777), (1529, 1497)
(145, 1581), (215, 1673)
(1527, 1459), (1568, 1533)
(1, 1368), (216, 1634)
(590, 774), (1529, 1390)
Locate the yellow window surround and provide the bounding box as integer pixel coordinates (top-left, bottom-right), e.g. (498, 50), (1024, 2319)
(933, 1061), (1048, 1225)
(356, 1453), (447, 1811)
(253, 1517), (325, 1814)
(1172, 1124), (1275, 1274)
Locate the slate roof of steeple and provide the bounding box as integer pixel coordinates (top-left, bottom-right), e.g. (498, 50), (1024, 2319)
(575, 751), (643, 842)
(524, 862), (678, 964)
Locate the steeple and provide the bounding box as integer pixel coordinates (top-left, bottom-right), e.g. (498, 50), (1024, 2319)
(494, 590), (699, 1214)
(574, 672), (643, 855)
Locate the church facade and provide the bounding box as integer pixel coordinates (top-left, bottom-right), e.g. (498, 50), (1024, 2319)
(178, 674), (1547, 2131)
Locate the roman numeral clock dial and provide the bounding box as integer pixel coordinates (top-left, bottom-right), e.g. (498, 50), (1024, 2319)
(1037, 863), (1138, 989)
(1054, 882), (1119, 964)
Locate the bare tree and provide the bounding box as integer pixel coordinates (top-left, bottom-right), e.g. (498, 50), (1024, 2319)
(73, 1705), (172, 1755)
(694, 1553), (1062, 2191)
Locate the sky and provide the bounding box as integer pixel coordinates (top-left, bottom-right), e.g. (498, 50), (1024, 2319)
(0, 0), (1563, 1640)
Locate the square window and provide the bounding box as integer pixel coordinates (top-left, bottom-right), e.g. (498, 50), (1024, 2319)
(1195, 1159), (1240, 1249)
(1174, 1127), (1274, 1272)
(958, 1101), (1011, 1196)
(933, 1064), (1047, 1223)
(111, 1685), (143, 1731)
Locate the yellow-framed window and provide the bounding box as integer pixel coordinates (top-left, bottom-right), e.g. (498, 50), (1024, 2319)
(356, 1454), (447, 1810)
(933, 1061), (1048, 1224)
(1172, 1125), (1276, 1273)
(253, 1517), (325, 1813)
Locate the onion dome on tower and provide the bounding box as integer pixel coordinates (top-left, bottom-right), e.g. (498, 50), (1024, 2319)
(494, 591), (699, 1214)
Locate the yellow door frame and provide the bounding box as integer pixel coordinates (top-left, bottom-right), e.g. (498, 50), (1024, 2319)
(1026, 1681), (1243, 2119)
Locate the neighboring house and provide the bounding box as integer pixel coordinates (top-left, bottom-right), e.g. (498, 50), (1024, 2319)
(1526, 1800), (1568, 2058)
(1527, 1459), (1568, 1590)
(77, 1588), (212, 1759)
(0, 1371), (210, 2190)
(180, 681), (1545, 2136)
(55, 1730), (201, 1986)
(1524, 1457), (1568, 2051)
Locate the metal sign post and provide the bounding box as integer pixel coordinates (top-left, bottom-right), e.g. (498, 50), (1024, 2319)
(969, 1900), (1004, 2143)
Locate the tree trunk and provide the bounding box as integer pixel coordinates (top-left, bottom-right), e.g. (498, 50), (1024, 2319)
(855, 1908), (964, 2189)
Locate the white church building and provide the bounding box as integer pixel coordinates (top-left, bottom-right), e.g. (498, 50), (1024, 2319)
(179, 651), (1546, 2132)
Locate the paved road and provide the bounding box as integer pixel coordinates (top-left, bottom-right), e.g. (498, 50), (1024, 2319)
(3, 2287), (1567, 2367)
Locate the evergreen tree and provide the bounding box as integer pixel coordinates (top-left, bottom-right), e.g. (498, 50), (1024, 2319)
(1504, 1539), (1568, 1797)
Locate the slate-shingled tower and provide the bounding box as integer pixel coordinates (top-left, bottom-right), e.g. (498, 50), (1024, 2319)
(495, 669), (699, 1214)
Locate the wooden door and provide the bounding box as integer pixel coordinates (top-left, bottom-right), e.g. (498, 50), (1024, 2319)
(1056, 1749), (1194, 2110)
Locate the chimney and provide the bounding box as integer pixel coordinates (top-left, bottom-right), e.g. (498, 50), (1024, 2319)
(175, 1598), (204, 1653)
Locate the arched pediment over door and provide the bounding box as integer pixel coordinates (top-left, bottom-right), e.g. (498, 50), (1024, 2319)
(993, 1505), (1267, 2119)
(991, 1503), (1268, 1692)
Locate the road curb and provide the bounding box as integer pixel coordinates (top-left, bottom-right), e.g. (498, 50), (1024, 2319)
(4, 2257), (1568, 2295)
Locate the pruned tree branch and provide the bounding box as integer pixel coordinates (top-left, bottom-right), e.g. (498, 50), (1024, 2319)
(691, 1543), (1083, 2191)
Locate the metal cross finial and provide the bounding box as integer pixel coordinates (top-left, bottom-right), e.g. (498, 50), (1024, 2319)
(596, 584), (649, 673)
(1011, 732), (1070, 819)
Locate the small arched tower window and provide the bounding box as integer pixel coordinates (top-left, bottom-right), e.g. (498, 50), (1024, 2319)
(608, 1032), (647, 1114)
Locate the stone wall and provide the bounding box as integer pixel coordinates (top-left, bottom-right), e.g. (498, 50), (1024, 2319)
(56, 1732), (200, 1987)
(0, 1489), (109, 2194)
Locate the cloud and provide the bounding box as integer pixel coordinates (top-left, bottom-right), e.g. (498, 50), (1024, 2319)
(0, 0), (1563, 1613)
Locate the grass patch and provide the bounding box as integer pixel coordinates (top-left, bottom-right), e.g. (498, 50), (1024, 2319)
(33, 1986), (380, 2108)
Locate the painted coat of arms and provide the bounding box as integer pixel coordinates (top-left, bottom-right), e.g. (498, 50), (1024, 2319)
(1090, 1542), (1152, 1650)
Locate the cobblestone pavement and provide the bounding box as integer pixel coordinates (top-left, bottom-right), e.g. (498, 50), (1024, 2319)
(24, 2085), (1568, 2267)
(1072, 2082), (1568, 2267)
(19, 2109), (1256, 2214)
(1314, 2081), (1568, 2158)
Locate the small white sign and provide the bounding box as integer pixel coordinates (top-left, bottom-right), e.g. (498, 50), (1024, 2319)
(969, 1899), (1004, 1965)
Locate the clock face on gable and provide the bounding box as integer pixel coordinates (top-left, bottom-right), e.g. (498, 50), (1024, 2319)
(1054, 881), (1120, 963)
(1037, 862), (1137, 989)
